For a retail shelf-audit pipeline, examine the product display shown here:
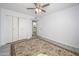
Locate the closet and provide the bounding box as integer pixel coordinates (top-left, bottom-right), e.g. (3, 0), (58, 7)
(5, 15), (19, 43)
(2, 15), (28, 44)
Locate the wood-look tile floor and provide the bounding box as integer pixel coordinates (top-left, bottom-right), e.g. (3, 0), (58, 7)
(11, 38), (79, 56)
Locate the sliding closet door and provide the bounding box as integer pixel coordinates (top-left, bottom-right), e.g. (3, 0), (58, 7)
(2, 15), (31, 45)
(5, 15), (13, 43)
(19, 17), (28, 40)
(4, 16), (19, 43)
(12, 16), (19, 41)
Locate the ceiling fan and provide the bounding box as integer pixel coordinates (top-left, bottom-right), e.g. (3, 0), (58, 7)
(27, 3), (50, 14)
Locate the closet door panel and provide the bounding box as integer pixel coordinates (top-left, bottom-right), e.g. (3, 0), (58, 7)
(5, 15), (12, 43)
(12, 16), (19, 41)
(2, 15), (19, 45)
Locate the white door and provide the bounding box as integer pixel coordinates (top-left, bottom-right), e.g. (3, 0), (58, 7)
(12, 16), (19, 41)
(5, 16), (19, 43)
(5, 15), (13, 43)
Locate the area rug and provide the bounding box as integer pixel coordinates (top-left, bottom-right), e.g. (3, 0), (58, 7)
(11, 39), (79, 56)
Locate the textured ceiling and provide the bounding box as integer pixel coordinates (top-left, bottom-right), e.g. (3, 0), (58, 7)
(0, 3), (79, 18)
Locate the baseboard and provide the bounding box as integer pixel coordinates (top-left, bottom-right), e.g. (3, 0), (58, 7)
(38, 35), (79, 54)
(0, 37), (32, 47)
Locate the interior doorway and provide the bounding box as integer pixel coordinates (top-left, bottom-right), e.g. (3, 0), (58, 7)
(32, 20), (37, 37)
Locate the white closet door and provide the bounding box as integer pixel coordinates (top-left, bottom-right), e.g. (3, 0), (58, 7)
(5, 15), (13, 43)
(19, 17), (27, 40)
(12, 16), (19, 41)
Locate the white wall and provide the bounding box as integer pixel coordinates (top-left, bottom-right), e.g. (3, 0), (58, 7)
(38, 5), (79, 49)
(0, 8), (32, 46)
(19, 17), (32, 40)
(0, 8), (1, 46)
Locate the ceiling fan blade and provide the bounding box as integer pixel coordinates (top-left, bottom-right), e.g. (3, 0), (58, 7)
(42, 3), (50, 7)
(41, 9), (46, 12)
(34, 3), (38, 7)
(27, 8), (35, 9)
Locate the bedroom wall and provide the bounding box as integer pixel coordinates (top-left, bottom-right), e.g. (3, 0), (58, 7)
(0, 8), (1, 46)
(0, 8), (33, 46)
(37, 5), (79, 49)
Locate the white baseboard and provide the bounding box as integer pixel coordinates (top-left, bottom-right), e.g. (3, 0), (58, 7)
(38, 35), (79, 54)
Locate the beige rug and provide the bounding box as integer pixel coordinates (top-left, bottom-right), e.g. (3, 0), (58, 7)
(11, 39), (79, 56)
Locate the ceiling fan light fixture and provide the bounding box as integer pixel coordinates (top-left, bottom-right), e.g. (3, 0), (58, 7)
(35, 8), (42, 14)
(39, 9), (42, 12)
(27, 3), (50, 14)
